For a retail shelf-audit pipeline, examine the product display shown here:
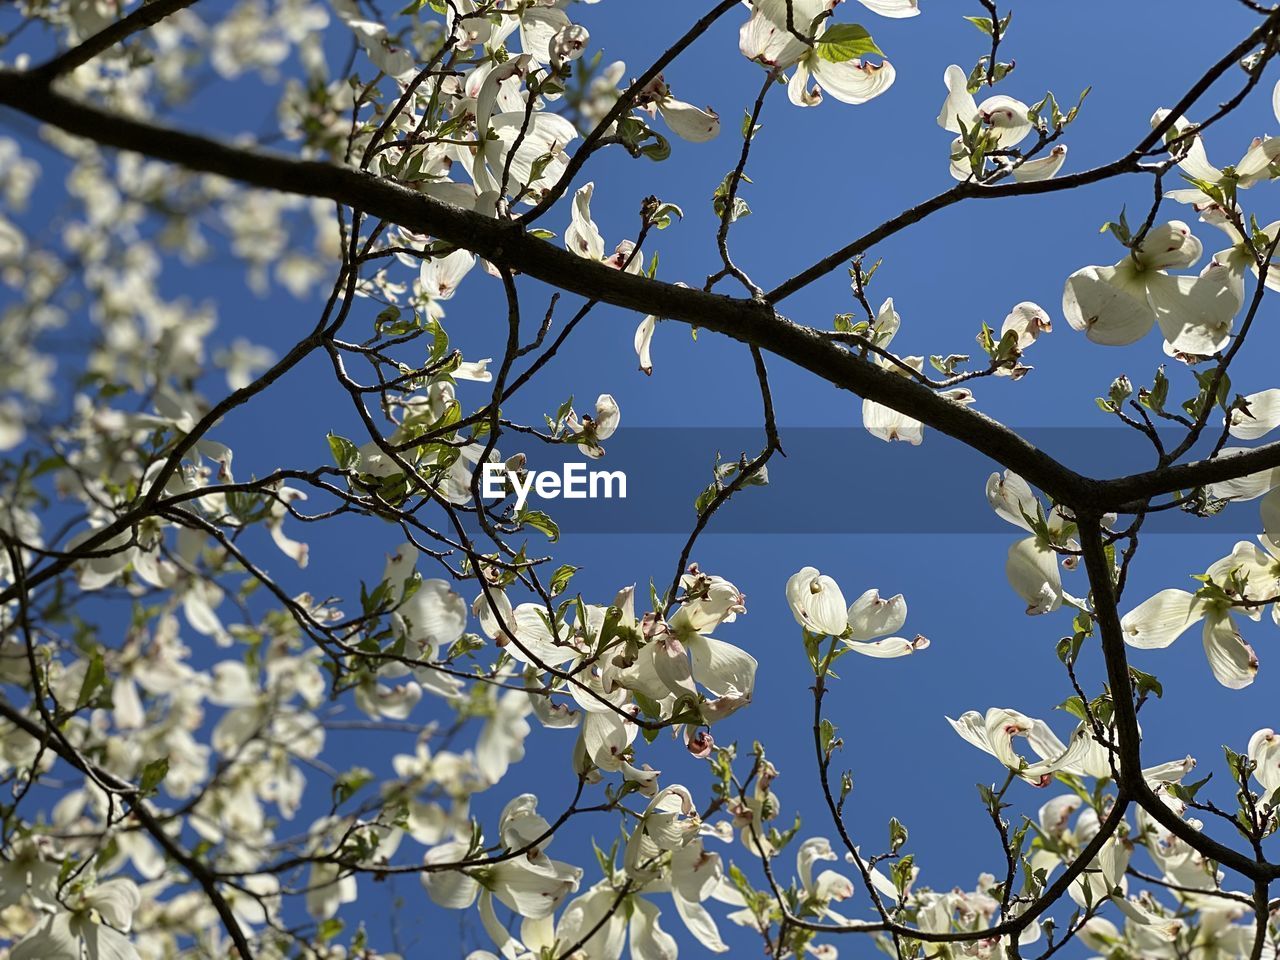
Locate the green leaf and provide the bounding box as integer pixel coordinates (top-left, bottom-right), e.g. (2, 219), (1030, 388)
(890, 854), (915, 894)
(318, 918), (344, 942)
(1100, 205), (1131, 244)
(1057, 695), (1087, 721)
(518, 509), (560, 542)
(327, 433), (361, 471)
(549, 564), (579, 598)
(964, 15), (994, 35)
(888, 817), (908, 855)
(1167, 773), (1212, 803)
(647, 202), (684, 230)
(76, 650), (109, 710)
(333, 766), (375, 805)
(1129, 666), (1163, 700)
(139, 757), (169, 795)
(640, 132), (671, 162)
(815, 23), (882, 63)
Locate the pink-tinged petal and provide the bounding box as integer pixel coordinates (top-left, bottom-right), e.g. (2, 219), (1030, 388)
(1012, 144), (1067, 182)
(1227, 389), (1280, 441)
(810, 56), (895, 105)
(659, 97), (721, 142)
(1135, 221), (1202, 270)
(1202, 613), (1258, 689)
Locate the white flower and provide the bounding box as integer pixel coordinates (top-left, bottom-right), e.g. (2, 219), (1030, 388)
(12, 878), (144, 960)
(986, 470), (1067, 615)
(1120, 577), (1260, 689)
(937, 64), (1031, 179)
(786, 566), (849, 635)
(566, 393), (621, 459)
(1000, 301), (1053, 350)
(1156, 108), (1280, 210)
(1063, 221), (1240, 354)
(419, 248), (476, 315)
(740, 7), (895, 108)
(471, 55), (578, 204)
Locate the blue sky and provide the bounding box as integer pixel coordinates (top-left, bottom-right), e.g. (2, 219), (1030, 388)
(10, 0), (1280, 955)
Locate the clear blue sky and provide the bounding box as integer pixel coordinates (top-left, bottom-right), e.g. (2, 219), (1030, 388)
(10, 0), (1280, 954)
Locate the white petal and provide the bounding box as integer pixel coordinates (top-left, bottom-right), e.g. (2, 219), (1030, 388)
(1012, 144), (1067, 182)
(856, 0), (919, 16)
(11, 914), (80, 960)
(1263, 486), (1280, 549)
(845, 588), (907, 641)
(1062, 261), (1155, 346)
(842, 635), (928, 658)
(85, 879), (141, 930)
(672, 891), (729, 953)
(420, 248), (476, 301)
(556, 887), (627, 959)
(976, 94), (1032, 149)
(986, 469), (1038, 531)
(1135, 221), (1202, 270)
(687, 634), (757, 701)
(862, 397), (923, 444)
(399, 579), (468, 654)
(635, 315), (657, 375)
(1202, 613), (1258, 689)
(739, 10), (807, 68)
(811, 56), (895, 106)
(787, 58), (822, 107)
(565, 183), (606, 261)
(937, 64), (977, 133)
(1228, 389), (1280, 440)
(659, 98), (721, 142)
(1204, 449), (1280, 501)
(1005, 536), (1063, 615)
(1236, 135), (1280, 181)
(1146, 268), (1239, 357)
(518, 6), (570, 64)
(947, 710), (992, 754)
(1248, 727), (1280, 795)
(1175, 137), (1222, 183)
(630, 898), (679, 960)
(785, 567), (849, 636)
(489, 856), (582, 919)
(593, 394), (620, 440)
(422, 842), (479, 909)
(1120, 589), (1205, 649)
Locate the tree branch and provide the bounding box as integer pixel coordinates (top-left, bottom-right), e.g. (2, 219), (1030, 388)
(31, 0), (204, 79)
